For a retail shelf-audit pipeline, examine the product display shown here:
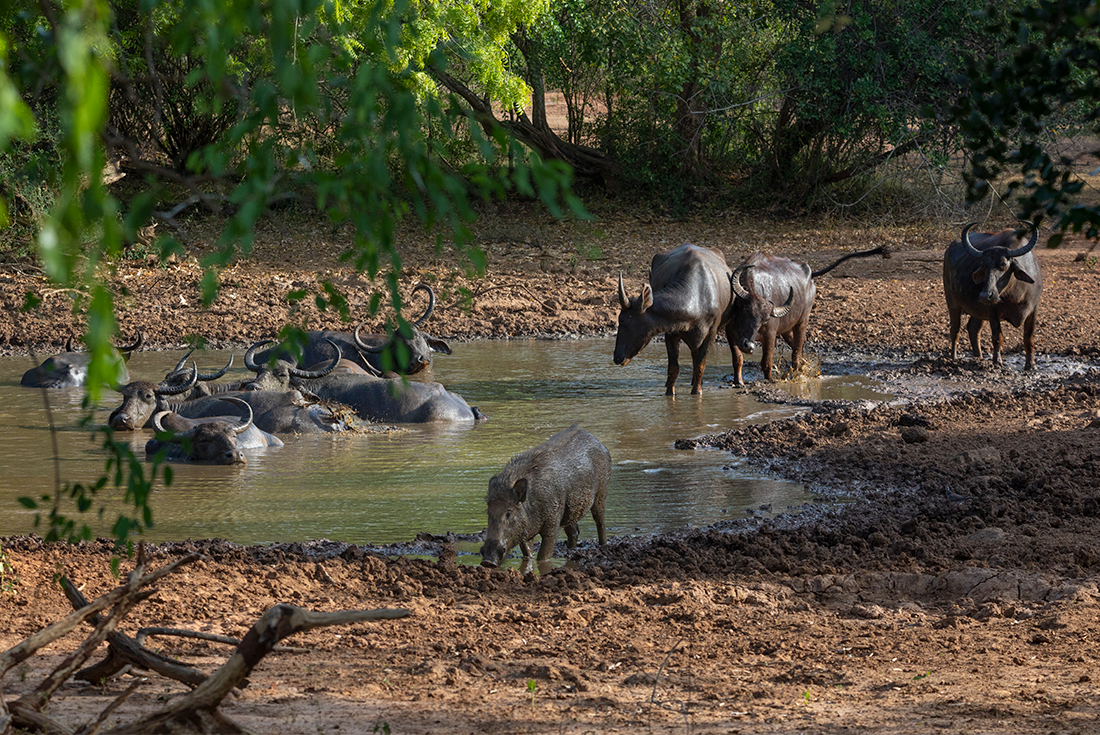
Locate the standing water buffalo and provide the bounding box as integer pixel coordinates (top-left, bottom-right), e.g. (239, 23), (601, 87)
(943, 221), (1042, 370)
(614, 243), (735, 395)
(728, 246), (886, 385)
(480, 425), (610, 568)
(21, 333), (145, 389)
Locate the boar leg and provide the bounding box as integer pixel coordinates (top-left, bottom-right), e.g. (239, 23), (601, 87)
(563, 522), (580, 549)
(535, 528), (559, 562)
(519, 538), (534, 559)
(592, 498), (607, 546)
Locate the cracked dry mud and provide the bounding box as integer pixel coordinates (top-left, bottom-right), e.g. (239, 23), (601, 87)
(2, 203), (1100, 734)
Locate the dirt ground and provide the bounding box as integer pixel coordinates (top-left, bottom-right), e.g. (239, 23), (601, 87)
(2, 202), (1100, 734)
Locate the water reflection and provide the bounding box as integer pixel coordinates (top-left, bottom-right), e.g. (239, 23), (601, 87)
(0, 339), (890, 559)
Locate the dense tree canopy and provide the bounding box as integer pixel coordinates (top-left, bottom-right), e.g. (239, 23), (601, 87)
(951, 0), (1100, 246)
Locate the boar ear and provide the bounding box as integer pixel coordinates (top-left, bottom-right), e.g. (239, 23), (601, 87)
(513, 478), (528, 503)
(971, 268), (986, 284)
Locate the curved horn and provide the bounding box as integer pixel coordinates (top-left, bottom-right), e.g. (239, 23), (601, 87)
(116, 332), (145, 355)
(1006, 220), (1038, 258)
(151, 411), (172, 435)
(198, 354), (234, 381)
(961, 222), (982, 257)
(290, 338), (341, 379)
(65, 334), (76, 352)
(617, 272), (629, 308)
(411, 283), (436, 327)
(244, 340), (274, 372)
(771, 287), (795, 319)
(173, 350), (195, 373)
(354, 322), (390, 354)
(218, 397), (254, 435)
(156, 361), (198, 396)
(730, 266), (752, 300)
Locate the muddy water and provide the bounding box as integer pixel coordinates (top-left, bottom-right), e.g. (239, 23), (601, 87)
(0, 339), (890, 558)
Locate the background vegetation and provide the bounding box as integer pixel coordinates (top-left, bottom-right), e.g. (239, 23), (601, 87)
(2, 0), (1100, 544)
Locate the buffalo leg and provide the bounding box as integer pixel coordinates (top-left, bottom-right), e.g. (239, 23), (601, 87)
(788, 323), (808, 377)
(760, 335), (775, 381)
(988, 317), (1004, 366)
(1023, 312), (1037, 370)
(688, 335), (715, 395)
(731, 345), (745, 387)
(664, 335), (681, 395)
(947, 306), (962, 359)
(966, 317), (984, 360)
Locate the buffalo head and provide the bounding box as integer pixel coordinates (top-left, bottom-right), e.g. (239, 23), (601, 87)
(613, 272), (658, 366)
(961, 221), (1038, 305)
(728, 266), (794, 354)
(149, 397), (253, 465)
(243, 338), (342, 391)
(108, 362), (199, 431)
(354, 283), (451, 374)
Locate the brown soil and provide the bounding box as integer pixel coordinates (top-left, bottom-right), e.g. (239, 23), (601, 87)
(3, 203), (1100, 734)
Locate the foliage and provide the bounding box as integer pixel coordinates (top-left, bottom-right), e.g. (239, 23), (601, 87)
(951, 0), (1100, 245)
(0, 0), (579, 547)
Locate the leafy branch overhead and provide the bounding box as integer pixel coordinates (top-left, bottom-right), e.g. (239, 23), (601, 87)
(952, 0), (1100, 245)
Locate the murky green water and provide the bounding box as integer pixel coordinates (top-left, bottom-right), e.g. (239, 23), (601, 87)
(0, 338), (891, 556)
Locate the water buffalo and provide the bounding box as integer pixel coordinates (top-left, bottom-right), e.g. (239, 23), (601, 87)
(613, 243), (735, 395)
(943, 222), (1042, 370)
(728, 246), (886, 385)
(238, 339), (482, 423)
(303, 373), (485, 424)
(241, 339), (343, 392)
(109, 364), (361, 434)
(250, 284), (451, 376)
(145, 398), (274, 465)
(21, 333), (144, 389)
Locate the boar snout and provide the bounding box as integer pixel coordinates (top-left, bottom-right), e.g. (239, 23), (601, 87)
(480, 541), (506, 568)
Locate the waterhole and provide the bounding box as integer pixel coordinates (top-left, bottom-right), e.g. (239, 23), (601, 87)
(0, 338), (891, 563)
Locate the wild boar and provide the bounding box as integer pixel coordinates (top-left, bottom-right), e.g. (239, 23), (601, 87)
(480, 425), (610, 567)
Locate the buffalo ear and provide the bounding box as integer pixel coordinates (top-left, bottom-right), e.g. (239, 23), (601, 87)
(427, 337), (452, 355)
(640, 284), (653, 311)
(513, 478), (528, 503)
(1011, 264), (1035, 284)
(971, 268), (987, 284)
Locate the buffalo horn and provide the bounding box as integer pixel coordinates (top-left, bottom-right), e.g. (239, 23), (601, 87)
(65, 334), (76, 352)
(218, 397), (254, 435)
(290, 338), (342, 379)
(617, 272), (629, 308)
(411, 283), (436, 327)
(354, 322), (390, 354)
(244, 340), (275, 372)
(156, 361), (198, 396)
(771, 287), (795, 319)
(730, 266), (752, 300)
(961, 222), (983, 257)
(1007, 220), (1038, 258)
(116, 332), (145, 355)
(172, 350), (195, 373)
(151, 411), (173, 435)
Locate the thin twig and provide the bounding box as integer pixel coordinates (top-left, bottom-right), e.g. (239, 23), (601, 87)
(650, 636), (684, 705)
